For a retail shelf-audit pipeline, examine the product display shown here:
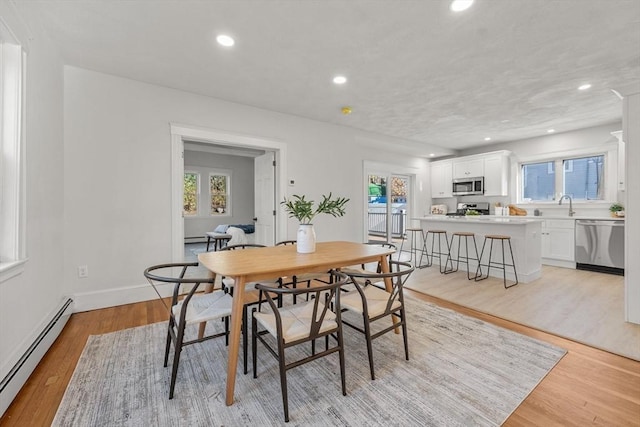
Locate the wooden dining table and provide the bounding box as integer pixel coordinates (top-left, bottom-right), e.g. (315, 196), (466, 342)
(197, 240), (396, 406)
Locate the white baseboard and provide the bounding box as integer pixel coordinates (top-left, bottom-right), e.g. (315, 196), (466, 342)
(71, 283), (173, 313)
(0, 298), (73, 417)
(542, 258), (576, 269)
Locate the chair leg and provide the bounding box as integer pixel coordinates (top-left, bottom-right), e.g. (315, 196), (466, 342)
(277, 342), (290, 422)
(252, 313), (258, 379)
(169, 322), (185, 399)
(337, 328), (347, 396)
(401, 309), (409, 361)
(363, 313), (376, 380)
(164, 318), (174, 367)
(243, 305), (248, 375)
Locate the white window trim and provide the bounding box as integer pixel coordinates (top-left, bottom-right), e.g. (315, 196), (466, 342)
(208, 171), (231, 216)
(0, 26), (27, 283)
(516, 144), (618, 205)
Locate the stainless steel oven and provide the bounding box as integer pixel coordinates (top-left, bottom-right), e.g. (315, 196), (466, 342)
(452, 177), (484, 196)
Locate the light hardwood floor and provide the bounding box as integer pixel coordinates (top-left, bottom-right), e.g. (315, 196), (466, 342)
(404, 262), (640, 361)
(1, 291), (639, 426)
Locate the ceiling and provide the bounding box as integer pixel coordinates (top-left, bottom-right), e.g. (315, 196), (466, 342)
(15, 0), (640, 157)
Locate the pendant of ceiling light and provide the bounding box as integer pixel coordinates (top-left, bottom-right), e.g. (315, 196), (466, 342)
(450, 0), (474, 12)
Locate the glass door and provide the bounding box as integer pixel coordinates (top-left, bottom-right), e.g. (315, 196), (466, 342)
(366, 174), (409, 245)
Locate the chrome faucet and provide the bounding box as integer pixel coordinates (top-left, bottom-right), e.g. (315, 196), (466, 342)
(558, 195), (575, 217)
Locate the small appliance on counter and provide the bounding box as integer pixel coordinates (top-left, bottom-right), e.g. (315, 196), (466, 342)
(430, 204), (448, 215)
(445, 202), (490, 216)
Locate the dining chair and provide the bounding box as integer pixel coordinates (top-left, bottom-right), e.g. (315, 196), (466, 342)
(341, 242), (397, 286)
(219, 243), (282, 374)
(342, 260), (415, 380)
(251, 271), (349, 423)
(144, 262), (233, 399)
(275, 240), (331, 303)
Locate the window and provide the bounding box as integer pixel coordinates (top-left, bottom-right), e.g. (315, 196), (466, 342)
(210, 174), (229, 215)
(183, 172), (199, 216)
(563, 155), (604, 200)
(522, 161), (555, 201)
(520, 153), (606, 202)
(0, 33), (27, 280)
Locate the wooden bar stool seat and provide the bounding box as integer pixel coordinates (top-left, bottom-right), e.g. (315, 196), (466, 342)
(475, 234), (518, 288)
(444, 231), (481, 280)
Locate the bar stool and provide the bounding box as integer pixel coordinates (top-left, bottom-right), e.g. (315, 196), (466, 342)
(424, 230), (452, 273)
(399, 228), (428, 268)
(444, 231), (481, 280)
(475, 234), (518, 288)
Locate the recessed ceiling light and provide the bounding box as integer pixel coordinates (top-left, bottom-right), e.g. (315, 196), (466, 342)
(450, 0), (474, 12)
(578, 83), (591, 91)
(333, 75), (347, 85)
(429, 153), (435, 157)
(484, 137), (491, 141)
(216, 34), (235, 47)
(547, 129), (555, 133)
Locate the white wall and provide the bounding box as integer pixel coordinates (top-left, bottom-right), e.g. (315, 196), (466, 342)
(63, 66), (429, 311)
(622, 88), (639, 324)
(183, 150), (255, 239)
(0, 0), (65, 395)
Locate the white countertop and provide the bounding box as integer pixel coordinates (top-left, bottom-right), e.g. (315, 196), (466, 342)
(414, 215), (543, 224)
(417, 215), (624, 222)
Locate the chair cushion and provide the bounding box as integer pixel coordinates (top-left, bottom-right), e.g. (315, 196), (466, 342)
(172, 291), (233, 325)
(340, 285), (401, 318)
(254, 300), (338, 343)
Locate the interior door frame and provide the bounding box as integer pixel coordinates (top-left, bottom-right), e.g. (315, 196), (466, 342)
(170, 123), (287, 261)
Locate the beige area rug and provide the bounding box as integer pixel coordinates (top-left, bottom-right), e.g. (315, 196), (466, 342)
(404, 265), (640, 361)
(52, 298), (566, 426)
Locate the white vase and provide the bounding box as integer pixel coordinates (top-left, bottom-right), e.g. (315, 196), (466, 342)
(296, 224), (316, 253)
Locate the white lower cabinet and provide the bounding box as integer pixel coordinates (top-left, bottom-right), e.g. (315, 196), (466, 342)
(541, 219), (575, 267)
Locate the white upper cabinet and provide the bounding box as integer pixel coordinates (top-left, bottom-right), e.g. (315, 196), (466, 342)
(431, 160), (453, 198)
(483, 152), (510, 196)
(452, 158), (484, 179)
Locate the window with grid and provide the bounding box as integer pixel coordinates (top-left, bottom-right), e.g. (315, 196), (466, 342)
(210, 174), (229, 215)
(183, 172), (199, 216)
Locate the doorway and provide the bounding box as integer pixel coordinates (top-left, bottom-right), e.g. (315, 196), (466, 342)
(170, 124), (288, 262)
(365, 173), (410, 246)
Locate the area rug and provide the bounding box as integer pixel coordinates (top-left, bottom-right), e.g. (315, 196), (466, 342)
(52, 298), (566, 426)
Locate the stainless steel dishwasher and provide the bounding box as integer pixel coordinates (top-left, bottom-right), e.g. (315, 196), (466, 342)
(575, 219), (624, 275)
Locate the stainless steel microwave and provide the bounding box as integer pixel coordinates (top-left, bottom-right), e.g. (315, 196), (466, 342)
(452, 177), (484, 196)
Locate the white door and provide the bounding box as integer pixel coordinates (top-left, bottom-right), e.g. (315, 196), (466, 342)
(254, 152), (276, 245)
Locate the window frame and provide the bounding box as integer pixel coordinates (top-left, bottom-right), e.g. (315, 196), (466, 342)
(183, 170), (200, 217)
(209, 172), (230, 216)
(516, 145), (618, 205)
(0, 30), (27, 283)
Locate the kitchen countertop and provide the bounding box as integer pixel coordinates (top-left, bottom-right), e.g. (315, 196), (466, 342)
(415, 215), (543, 224)
(418, 215), (624, 221)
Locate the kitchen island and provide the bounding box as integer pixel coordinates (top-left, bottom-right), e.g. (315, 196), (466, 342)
(413, 216), (543, 283)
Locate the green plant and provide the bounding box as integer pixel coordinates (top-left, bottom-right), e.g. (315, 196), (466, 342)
(609, 203), (624, 212)
(281, 193), (349, 224)
(465, 209), (480, 216)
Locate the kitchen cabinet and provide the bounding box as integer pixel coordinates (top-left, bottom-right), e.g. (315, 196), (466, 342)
(483, 153), (510, 196)
(541, 219), (575, 267)
(453, 158), (484, 179)
(431, 160), (452, 198)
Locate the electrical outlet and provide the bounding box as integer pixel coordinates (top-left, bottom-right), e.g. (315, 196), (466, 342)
(78, 265), (89, 278)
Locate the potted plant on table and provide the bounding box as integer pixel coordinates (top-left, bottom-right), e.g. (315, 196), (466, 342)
(609, 203), (625, 218)
(281, 193), (349, 253)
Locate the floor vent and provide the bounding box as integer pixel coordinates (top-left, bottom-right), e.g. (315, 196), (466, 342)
(0, 298), (74, 416)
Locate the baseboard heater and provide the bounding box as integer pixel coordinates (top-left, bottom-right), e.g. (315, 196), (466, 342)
(0, 298), (74, 416)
